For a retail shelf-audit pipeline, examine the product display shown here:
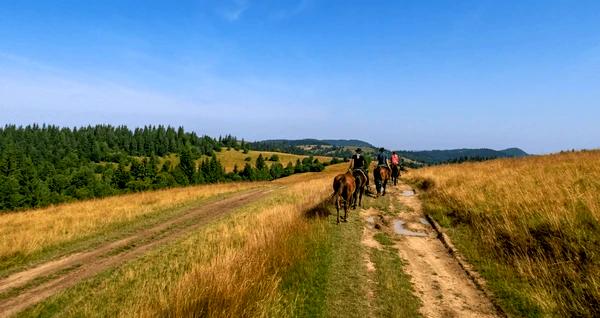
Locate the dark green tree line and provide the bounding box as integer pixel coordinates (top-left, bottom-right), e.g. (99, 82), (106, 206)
(0, 124), (328, 212)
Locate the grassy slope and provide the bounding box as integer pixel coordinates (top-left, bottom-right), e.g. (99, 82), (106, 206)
(16, 164), (346, 317)
(214, 149), (332, 172)
(405, 150), (600, 317)
(163, 149), (333, 172)
(277, 191), (420, 318)
(15, 163), (420, 317)
(0, 183), (263, 277)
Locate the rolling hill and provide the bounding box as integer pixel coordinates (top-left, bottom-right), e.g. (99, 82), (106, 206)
(395, 148), (528, 164)
(251, 139), (528, 165)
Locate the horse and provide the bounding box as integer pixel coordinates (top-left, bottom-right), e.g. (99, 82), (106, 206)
(373, 166), (391, 196)
(352, 169), (368, 209)
(332, 171), (357, 223)
(391, 164), (400, 186)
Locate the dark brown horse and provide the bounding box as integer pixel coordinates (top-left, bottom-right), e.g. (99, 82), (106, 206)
(352, 169), (368, 208)
(391, 164), (400, 186)
(373, 166), (391, 196)
(332, 171), (356, 223)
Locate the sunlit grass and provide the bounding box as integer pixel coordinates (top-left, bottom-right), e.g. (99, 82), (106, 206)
(0, 182), (262, 269)
(18, 164), (347, 317)
(214, 149), (332, 172)
(405, 150), (600, 317)
(163, 149), (333, 172)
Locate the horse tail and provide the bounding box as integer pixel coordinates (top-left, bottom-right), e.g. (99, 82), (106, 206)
(331, 177), (343, 203)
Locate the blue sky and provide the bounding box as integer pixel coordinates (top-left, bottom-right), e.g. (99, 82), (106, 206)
(1, 1), (599, 153)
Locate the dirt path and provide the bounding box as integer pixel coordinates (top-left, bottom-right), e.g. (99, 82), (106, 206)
(0, 188), (273, 317)
(361, 182), (498, 318)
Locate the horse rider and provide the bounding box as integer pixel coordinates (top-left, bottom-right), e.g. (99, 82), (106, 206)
(391, 151), (400, 168)
(377, 147), (389, 168)
(350, 148), (370, 189)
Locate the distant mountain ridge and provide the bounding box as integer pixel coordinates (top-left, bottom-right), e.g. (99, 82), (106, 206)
(257, 139), (374, 148)
(251, 139), (528, 165)
(395, 148), (528, 164)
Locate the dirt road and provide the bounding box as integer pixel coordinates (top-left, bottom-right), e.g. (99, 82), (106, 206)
(0, 188), (273, 317)
(361, 182), (498, 318)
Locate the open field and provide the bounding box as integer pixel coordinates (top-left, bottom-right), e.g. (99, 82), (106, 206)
(0, 182), (265, 276)
(1, 164), (345, 317)
(405, 150), (600, 317)
(1, 157), (504, 317)
(162, 149), (333, 172)
(214, 149), (333, 172)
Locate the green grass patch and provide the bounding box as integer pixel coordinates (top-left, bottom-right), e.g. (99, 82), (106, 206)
(373, 232), (394, 246)
(278, 208), (371, 318)
(370, 234), (421, 317)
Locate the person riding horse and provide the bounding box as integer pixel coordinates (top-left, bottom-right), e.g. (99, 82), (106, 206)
(349, 148), (370, 190)
(376, 147), (389, 168)
(390, 151), (401, 185)
(391, 151), (400, 167)
(374, 148), (391, 195)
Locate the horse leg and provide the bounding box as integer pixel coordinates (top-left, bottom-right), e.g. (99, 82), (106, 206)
(382, 180), (388, 196)
(359, 187), (364, 207)
(343, 199), (348, 222)
(336, 195), (340, 224)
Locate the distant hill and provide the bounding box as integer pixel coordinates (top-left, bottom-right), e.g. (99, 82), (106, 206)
(250, 139), (376, 158)
(257, 139), (331, 147)
(499, 148), (529, 157)
(256, 139), (374, 148)
(251, 140), (528, 165)
(395, 148), (528, 164)
(321, 139), (375, 148)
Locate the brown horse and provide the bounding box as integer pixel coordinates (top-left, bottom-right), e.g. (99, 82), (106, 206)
(373, 166), (391, 196)
(332, 171), (356, 223)
(352, 169), (367, 209)
(391, 164), (400, 186)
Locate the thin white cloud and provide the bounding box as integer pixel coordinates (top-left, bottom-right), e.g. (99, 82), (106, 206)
(219, 0), (250, 22)
(270, 0), (312, 20)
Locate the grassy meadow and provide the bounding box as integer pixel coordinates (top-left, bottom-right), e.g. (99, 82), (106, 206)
(17, 164), (344, 317)
(405, 150), (600, 317)
(163, 149), (333, 172)
(12, 161), (420, 317)
(0, 182), (264, 276)
(214, 149), (332, 172)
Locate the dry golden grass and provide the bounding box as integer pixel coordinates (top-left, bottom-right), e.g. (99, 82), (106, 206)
(145, 163), (346, 317)
(15, 164), (351, 317)
(0, 182), (262, 263)
(405, 150), (600, 317)
(163, 150), (333, 172)
(44, 164), (343, 317)
(214, 149), (332, 172)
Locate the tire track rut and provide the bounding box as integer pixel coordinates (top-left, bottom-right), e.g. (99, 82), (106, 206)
(391, 183), (497, 318)
(0, 187), (273, 317)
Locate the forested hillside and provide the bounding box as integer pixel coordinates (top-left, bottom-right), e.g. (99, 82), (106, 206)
(0, 124), (327, 212)
(250, 139), (375, 158)
(396, 148), (528, 164)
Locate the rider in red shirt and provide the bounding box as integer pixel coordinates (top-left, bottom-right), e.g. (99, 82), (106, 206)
(391, 151), (400, 166)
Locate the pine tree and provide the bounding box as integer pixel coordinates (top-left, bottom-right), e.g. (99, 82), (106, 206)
(256, 154), (266, 171)
(179, 148), (195, 183)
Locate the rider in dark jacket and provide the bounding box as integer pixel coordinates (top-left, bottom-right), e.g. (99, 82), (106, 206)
(350, 148), (369, 188)
(376, 147), (389, 167)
